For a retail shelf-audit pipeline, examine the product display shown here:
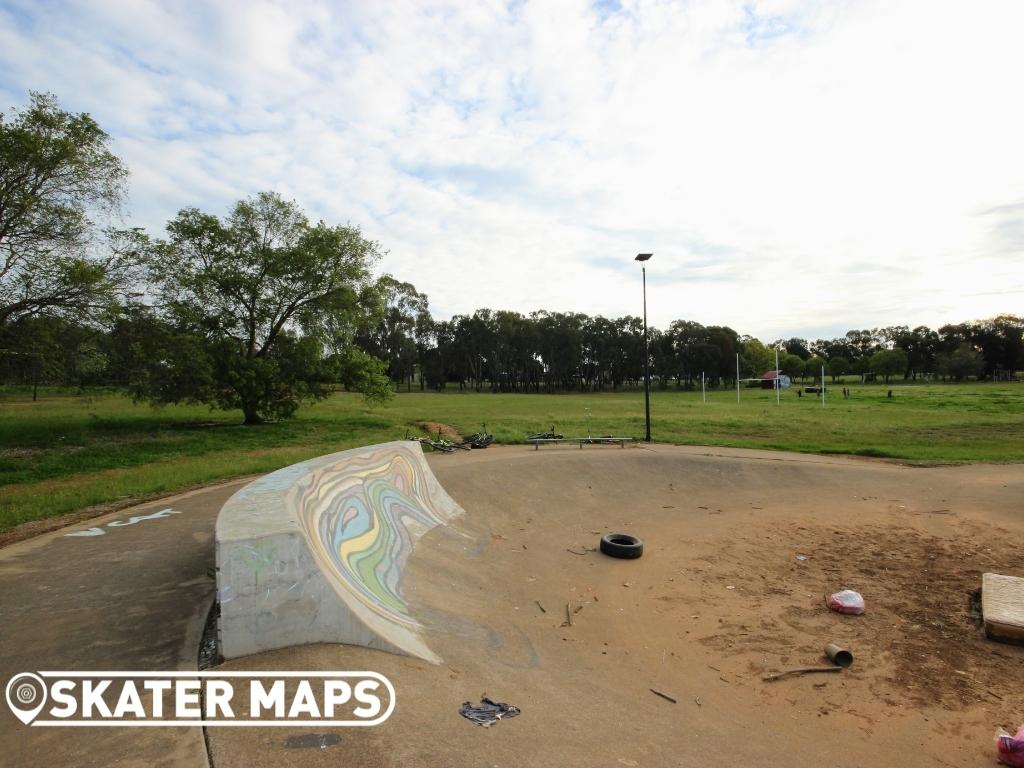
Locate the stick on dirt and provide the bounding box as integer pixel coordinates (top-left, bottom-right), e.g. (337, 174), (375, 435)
(535, 600), (546, 614)
(763, 667), (843, 682)
(649, 688), (677, 703)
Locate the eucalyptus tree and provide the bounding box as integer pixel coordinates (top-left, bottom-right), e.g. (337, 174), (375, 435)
(356, 275), (430, 390)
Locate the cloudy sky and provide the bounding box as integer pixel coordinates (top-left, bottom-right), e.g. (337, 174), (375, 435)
(2, 0), (1021, 341)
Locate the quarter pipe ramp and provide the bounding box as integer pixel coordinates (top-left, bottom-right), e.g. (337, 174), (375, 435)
(216, 441), (463, 663)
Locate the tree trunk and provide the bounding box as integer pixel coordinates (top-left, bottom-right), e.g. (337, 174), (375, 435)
(242, 402), (264, 425)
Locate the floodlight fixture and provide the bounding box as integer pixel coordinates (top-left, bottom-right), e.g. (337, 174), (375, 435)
(635, 253), (654, 441)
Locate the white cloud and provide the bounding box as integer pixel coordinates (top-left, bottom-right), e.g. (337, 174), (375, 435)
(1, 0), (1021, 340)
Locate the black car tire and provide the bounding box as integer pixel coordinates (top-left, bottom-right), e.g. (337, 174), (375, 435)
(600, 533), (643, 559)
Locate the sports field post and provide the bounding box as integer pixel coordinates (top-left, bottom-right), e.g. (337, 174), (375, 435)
(775, 348), (780, 405)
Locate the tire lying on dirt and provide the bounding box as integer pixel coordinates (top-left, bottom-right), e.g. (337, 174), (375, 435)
(599, 533), (643, 559)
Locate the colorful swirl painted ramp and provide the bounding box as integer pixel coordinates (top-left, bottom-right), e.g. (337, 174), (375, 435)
(290, 446), (460, 655)
(216, 441), (463, 663)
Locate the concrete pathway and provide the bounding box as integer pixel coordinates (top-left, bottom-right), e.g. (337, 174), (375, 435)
(0, 480), (247, 768)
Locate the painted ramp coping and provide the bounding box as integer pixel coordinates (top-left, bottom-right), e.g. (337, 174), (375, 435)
(216, 440), (464, 664)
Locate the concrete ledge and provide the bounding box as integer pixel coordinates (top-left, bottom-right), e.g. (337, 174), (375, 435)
(216, 441), (463, 663)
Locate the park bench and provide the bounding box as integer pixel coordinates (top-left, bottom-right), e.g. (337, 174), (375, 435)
(528, 437), (633, 450)
(527, 438), (567, 449)
(576, 437), (632, 448)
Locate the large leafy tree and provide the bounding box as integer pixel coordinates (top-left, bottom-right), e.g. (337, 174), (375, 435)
(780, 352), (806, 382)
(936, 343), (985, 381)
(739, 336), (774, 378)
(869, 348), (908, 384)
(355, 275), (431, 390)
(0, 92), (139, 326)
(804, 355), (827, 382)
(782, 337), (811, 359)
(964, 315), (1023, 378)
(142, 192), (387, 424)
(532, 311), (585, 392)
(826, 355), (850, 382)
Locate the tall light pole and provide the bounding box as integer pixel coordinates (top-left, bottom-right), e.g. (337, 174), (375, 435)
(635, 253), (653, 442)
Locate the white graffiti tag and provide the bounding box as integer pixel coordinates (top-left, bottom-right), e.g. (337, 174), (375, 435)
(65, 508), (180, 537)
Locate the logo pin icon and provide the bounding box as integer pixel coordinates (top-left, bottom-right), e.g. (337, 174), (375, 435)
(6, 673), (47, 725)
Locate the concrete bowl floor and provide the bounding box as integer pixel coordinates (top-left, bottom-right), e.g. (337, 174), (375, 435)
(207, 444), (1024, 768)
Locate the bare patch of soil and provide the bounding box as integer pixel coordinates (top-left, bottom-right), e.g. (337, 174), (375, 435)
(0, 447), (47, 459)
(416, 422), (462, 440)
(690, 517), (1023, 711)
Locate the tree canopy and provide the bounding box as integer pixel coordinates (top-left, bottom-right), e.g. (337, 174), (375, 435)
(138, 192), (388, 423)
(0, 92), (139, 326)
(355, 275), (431, 390)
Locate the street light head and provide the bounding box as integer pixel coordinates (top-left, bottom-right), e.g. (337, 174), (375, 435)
(635, 253), (653, 262)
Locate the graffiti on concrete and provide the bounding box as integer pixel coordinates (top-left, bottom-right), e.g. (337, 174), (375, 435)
(293, 449), (453, 632)
(64, 508), (180, 538)
(216, 441), (464, 661)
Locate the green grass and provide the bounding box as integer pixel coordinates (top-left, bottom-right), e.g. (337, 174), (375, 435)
(1, 382), (1022, 532)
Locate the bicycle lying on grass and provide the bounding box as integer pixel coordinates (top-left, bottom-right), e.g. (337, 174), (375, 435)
(460, 424), (494, 449)
(406, 429), (457, 452)
(527, 425), (564, 441)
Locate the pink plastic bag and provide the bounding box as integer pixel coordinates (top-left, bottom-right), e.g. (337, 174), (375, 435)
(997, 724), (1024, 767)
(828, 590), (865, 615)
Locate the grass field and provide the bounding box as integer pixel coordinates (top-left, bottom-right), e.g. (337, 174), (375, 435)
(1, 382), (1023, 532)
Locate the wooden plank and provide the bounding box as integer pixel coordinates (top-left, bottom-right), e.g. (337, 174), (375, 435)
(982, 572), (1024, 644)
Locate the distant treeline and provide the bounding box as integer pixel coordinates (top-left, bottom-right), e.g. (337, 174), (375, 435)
(354, 309), (1023, 391)
(4, 305), (1019, 394)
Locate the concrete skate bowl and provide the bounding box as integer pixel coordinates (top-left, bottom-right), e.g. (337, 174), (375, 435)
(215, 440), (464, 663)
(207, 445), (1024, 768)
